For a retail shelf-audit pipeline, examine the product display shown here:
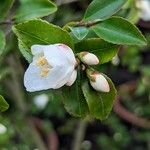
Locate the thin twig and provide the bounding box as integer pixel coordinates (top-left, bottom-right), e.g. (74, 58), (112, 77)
(72, 119), (88, 150)
(56, 0), (79, 6)
(0, 20), (13, 25)
(114, 97), (150, 129)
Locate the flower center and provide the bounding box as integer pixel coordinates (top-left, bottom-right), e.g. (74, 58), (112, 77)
(36, 56), (52, 77)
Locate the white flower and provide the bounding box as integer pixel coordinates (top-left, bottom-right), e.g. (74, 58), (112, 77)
(89, 72), (110, 92)
(33, 94), (49, 109)
(24, 44), (76, 92)
(136, 0), (150, 21)
(79, 52), (99, 65)
(0, 123), (7, 134)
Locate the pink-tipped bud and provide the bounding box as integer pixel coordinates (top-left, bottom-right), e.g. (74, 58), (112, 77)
(66, 70), (77, 86)
(79, 52), (99, 65)
(89, 72), (110, 92)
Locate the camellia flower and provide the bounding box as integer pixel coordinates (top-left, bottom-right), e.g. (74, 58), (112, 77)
(87, 69), (110, 93)
(78, 52), (99, 65)
(24, 44), (77, 92)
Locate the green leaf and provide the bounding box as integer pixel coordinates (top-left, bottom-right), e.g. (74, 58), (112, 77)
(82, 74), (117, 120)
(15, 0), (57, 22)
(75, 38), (119, 64)
(0, 0), (14, 21)
(18, 40), (32, 63)
(62, 67), (89, 117)
(12, 19), (74, 60)
(69, 27), (89, 40)
(84, 0), (126, 21)
(0, 95), (9, 112)
(92, 17), (147, 46)
(0, 29), (6, 56)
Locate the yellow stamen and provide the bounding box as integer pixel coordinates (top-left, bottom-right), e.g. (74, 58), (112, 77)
(40, 68), (49, 77)
(36, 56), (53, 77)
(36, 56), (48, 66)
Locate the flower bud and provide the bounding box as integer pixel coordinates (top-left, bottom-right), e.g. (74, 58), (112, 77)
(78, 52), (99, 65)
(33, 94), (49, 110)
(87, 70), (110, 92)
(136, 0), (150, 21)
(66, 70), (77, 86)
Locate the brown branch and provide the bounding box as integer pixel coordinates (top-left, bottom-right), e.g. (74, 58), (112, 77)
(113, 97), (150, 129)
(0, 20), (12, 25)
(31, 117), (59, 150)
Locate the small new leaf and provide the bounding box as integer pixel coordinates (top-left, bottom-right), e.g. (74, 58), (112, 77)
(0, 95), (9, 112)
(70, 26), (89, 40)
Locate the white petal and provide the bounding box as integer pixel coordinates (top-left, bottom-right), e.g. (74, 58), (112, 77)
(43, 45), (75, 87)
(66, 69), (77, 86)
(24, 63), (69, 92)
(55, 44), (76, 65)
(31, 45), (46, 55)
(54, 66), (74, 88)
(43, 45), (66, 66)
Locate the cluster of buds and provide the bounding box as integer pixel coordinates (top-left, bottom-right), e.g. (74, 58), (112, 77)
(77, 52), (110, 93)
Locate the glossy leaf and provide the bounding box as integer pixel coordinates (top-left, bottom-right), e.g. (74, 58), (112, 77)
(15, 0), (57, 22)
(92, 17), (147, 46)
(84, 0), (126, 21)
(70, 27), (89, 40)
(75, 38), (119, 64)
(82, 74), (117, 120)
(0, 30), (6, 56)
(62, 68), (89, 117)
(0, 95), (9, 112)
(18, 40), (32, 63)
(0, 0), (14, 21)
(12, 19), (74, 60)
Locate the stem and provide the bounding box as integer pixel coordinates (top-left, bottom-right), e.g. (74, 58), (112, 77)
(114, 97), (150, 129)
(0, 20), (13, 25)
(56, 0), (79, 6)
(75, 20), (101, 27)
(72, 119), (88, 150)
